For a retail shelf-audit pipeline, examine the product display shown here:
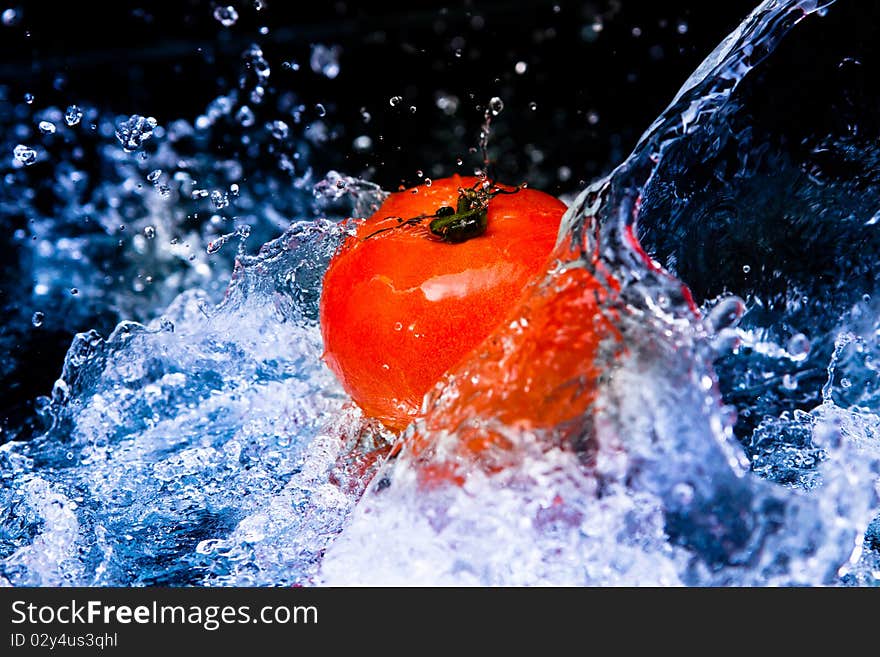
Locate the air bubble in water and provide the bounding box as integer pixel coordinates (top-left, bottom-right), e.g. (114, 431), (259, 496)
(31, 311), (44, 327)
(389, 96), (402, 107)
(529, 101), (538, 111)
(742, 264), (751, 273)
(64, 105), (83, 126)
(38, 120), (56, 135)
(213, 6), (239, 27)
(310, 44), (341, 79)
(787, 333), (811, 361)
(489, 97), (504, 116)
(70, 288), (79, 296)
(147, 169), (161, 183)
(13, 144), (37, 166)
(115, 115), (158, 152)
(315, 103), (326, 117)
(144, 226), (156, 239)
(24, 92), (34, 105)
(515, 61), (527, 74)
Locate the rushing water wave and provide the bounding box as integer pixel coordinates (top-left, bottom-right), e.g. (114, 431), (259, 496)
(3, 0), (880, 586)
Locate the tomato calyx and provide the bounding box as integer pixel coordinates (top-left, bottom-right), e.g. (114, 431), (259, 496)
(364, 178), (525, 244)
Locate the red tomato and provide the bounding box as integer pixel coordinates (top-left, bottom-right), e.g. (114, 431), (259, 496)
(320, 174), (567, 430)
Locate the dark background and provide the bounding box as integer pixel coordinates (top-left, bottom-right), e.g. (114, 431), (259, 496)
(0, 0), (759, 436)
(0, 0), (758, 191)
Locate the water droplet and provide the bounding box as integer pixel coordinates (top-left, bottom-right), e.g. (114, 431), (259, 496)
(147, 169), (162, 183)
(270, 119), (289, 139)
(236, 105), (255, 127)
(787, 333), (811, 361)
(144, 226), (156, 239)
(677, 21), (689, 35)
(782, 374), (798, 390)
(515, 61), (527, 74)
(115, 115), (158, 152)
(488, 96), (504, 116)
(529, 101), (538, 111)
(213, 5), (239, 27)
(242, 44), (271, 83)
(70, 287), (79, 296)
(38, 120), (55, 135)
(315, 103), (327, 117)
(456, 157), (463, 166)
(310, 44), (341, 79)
(230, 183), (240, 195)
(424, 178), (432, 187)
(587, 111), (600, 125)
(435, 93), (459, 115)
(64, 105), (83, 126)
(389, 96), (402, 107)
(742, 264), (751, 273)
(13, 144), (37, 166)
(706, 295), (745, 333)
(2, 8), (19, 25)
(409, 105), (417, 114)
(352, 135), (372, 152)
(31, 311), (44, 327)
(416, 170), (424, 178)
(24, 92), (34, 105)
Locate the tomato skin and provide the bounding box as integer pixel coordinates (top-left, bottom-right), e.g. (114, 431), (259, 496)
(320, 175), (566, 430)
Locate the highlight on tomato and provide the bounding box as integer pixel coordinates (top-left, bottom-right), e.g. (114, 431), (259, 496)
(319, 174), (567, 430)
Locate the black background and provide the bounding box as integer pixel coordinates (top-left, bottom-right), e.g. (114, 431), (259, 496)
(0, 0), (758, 191)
